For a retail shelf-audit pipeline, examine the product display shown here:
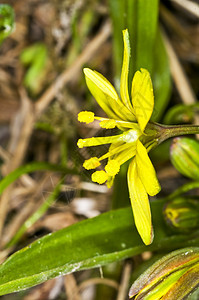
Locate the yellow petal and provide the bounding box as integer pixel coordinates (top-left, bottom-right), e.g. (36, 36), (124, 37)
(84, 68), (135, 122)
(131, 68), (154, 132)
(120, 29), (134, 113)
(136, 140), (161, 196)
(127, 159), (153, 245)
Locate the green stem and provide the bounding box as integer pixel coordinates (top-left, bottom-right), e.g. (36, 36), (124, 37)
(162, 181), (199, 203)
(152, 123), (199, 144)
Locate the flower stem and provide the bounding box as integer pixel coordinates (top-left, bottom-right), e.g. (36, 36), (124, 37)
(153, 123), (199, 144)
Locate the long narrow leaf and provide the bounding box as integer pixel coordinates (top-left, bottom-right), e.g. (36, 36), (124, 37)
(5, 180), (63, 248)
(151, 29), (171, 121)
(0, 162), (71, 195)
(135, 0), (159, 73)
(0, 200), (198, 295)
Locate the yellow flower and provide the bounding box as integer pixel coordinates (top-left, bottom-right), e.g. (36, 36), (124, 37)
(77, 29), (161, 245)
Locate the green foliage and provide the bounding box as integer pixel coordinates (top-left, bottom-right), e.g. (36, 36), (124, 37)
(151, 29), (171, 121)
(20, 43), (48, 95)
(5, 180), (63, 248)
(0, 162), (70, 196)
(0, 4), (14, 44)
(0, 200), (198, 295)
(109, 0), (171, 121)
(163, 103), (199, 125)
(109, 0), (171, 212)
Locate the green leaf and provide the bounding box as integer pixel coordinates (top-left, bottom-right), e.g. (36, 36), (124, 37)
(109, 0), (171, 209)
(0, 200), (198, 295)
(0, 4), (15, 44)
(109, 1), (171, 122)
(151, 29), (171, 121)
(20, 43), (48, 95)
(0, 162), (70, 196)
(163, 104), (195, 125)
(135, 0), (159, 73)
(5, 181), (63, 248)
(109, 0), (126, 87)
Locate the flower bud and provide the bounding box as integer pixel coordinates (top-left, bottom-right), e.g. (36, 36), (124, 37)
(129, 247), (199, 300)
(170, 137), (199, 180)
(163, 197), (199, 233)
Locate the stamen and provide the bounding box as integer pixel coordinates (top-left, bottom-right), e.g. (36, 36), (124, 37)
(106, 176), (114, 188)
(77, 139), (85, 148)
(78, 111), (95, 124)
(77, 134), (124, 148)
(99, 119), (116, 129)
(105, 160), (120, 176)
(116, 146), (136, 165)
(92, 170), (108, 184)
(99, 142), (132, 161)
(83, 157), (100, 170)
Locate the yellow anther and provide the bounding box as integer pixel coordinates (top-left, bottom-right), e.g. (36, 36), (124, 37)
(83, 157), (100, 170)
(105, 159), (120, 176)
(78, 111), (95, 124)
(99, 119), (116, 129)
(91, 170), (108, 184)
(77, 139), (84, 148)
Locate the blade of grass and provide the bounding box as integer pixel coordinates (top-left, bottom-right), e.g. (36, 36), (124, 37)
(0, 200), (198, 295)
(5, 180), (63, 248)
(135, 0), (159, 73)
(109, 0), (126, 89)
(151, 28), (171, 121)
(0, 162), (73, 196)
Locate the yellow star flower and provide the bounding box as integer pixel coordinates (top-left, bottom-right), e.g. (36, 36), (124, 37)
(77, 29), (161, 245)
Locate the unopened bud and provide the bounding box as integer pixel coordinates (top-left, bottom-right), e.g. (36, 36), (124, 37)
(129, 247), (199, 299)
(164, 197), (199, 233)
(170, 137), (199, 180)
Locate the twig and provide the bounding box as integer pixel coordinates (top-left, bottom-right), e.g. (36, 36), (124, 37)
(1, 174), (56, 248)
(160, 4), (193, 46)
(116, 261), (132, 300)
(171, 0), (199, 18)
(5, 89), (35, 173)
(162, 29), (199, 134)
(64, 274), (81, 300)
(0, 91), (35, 241)
(78, 277), (119, 292)
(35, 21), (111, 116)
(162, 30), (197, 106)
